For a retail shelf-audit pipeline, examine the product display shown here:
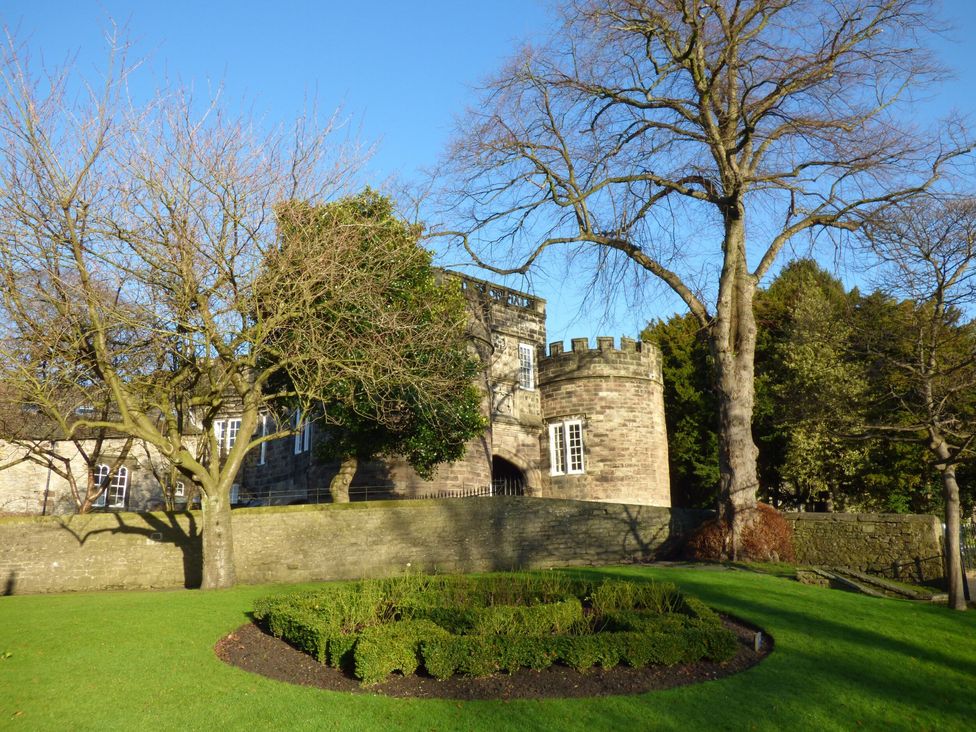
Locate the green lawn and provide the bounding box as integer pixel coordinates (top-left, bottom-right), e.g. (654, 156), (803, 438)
(1, 566), (974, 731)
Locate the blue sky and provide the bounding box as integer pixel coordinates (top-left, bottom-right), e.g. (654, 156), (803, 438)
(3, 0), (975, 342)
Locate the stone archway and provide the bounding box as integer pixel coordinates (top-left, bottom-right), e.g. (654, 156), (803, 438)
(491, 455), (525, 496)
(489, 447), (541, 496)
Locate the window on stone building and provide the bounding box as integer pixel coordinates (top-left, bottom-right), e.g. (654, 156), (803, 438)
(174, 481), (185, 498)
(92, 464), (110, 506)
(548, 420), (585, 475)
(213, 418), (242, 455)
(293, 409), (312, 454)
(257, 414), (268, 465)
(518, 343), (535, 390)
(93, 464), (127, 508)
(230, 483), (240, 504)
(213, 420), (224, 453)
(225, 418), (241, 450)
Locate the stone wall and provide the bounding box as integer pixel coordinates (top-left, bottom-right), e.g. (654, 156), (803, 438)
(0, 498), (701, 595)
(0, 503), (948, 595)
(786, 512), (944, 582)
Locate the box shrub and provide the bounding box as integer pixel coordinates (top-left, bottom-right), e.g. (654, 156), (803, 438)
(473, 597), (584, 636)
(354, 620), (449, 686)
(253, 572), (739, 684)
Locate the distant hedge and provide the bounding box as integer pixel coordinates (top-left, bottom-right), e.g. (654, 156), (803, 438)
(254, 572), (737, 685)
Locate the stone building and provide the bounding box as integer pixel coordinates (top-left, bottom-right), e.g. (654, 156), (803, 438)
(0, 433), (184, 515)
(0, 272), (671, 513)
(238, 272), (671, 507)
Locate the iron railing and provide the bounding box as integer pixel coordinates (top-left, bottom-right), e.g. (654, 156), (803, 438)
(236, 479), (526, 507)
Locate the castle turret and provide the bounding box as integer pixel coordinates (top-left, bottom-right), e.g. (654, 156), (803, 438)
(537, 337), (670, 506)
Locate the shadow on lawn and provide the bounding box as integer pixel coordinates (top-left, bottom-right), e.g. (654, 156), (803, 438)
(567, 565), (976, 730)
(601, 566), (976, 677)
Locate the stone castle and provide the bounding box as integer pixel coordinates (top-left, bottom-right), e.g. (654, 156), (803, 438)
(238, 273), (671, 507)
(0, 272), (671, 513)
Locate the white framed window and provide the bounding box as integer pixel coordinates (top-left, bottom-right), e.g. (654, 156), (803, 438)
(229, 483), (240, 504)
(548, 420), (585, 476)
(213, 418), (242, 454)
(518, 343), (535, 390)
(108, 466), (128, 507)
(174, 481), (185, 498)
(293, 409), (311, 454)
(257, 414), (268, 465)
(92, 464), (110, 507)
(225, 418), (241, 450)
(93, 464), (128, 508)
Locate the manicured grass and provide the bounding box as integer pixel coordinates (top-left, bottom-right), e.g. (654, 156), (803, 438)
(1, 566), (974, 731)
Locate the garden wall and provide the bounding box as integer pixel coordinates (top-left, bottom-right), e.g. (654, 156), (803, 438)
(0, 498), (701, 595)
(0, 500), (946, 595)
(785, 512), (944, 582)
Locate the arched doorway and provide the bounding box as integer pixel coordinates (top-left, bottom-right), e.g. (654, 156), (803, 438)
(491, 456), (525, 496)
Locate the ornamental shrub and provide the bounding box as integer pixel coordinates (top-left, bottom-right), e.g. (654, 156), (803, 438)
(589, 580), (682, 615)
(253, 572), (739, 684)
(685, 503), (796, 562)
(473, 598), (585, 636)
(353, 620), (449, 686)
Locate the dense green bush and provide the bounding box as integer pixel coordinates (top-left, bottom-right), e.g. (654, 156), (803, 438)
(473, 597), (585, 636)
(354, 620), (450, 685)
(589, 579), (682, 615)
(254, 572), (737, 685)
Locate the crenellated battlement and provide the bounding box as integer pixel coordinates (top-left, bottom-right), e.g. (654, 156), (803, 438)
(544, 335), (653, 357)
(539, 336), (663, 383)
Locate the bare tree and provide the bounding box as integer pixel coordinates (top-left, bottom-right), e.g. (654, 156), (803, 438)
(0, 31), (474, 588)
(439, 0), (970, 556)
(858, 194), (976, 610)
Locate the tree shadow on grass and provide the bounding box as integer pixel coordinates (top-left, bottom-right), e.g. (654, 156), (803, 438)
(565, 566), (976, 730)
(602, 566), (976, 678)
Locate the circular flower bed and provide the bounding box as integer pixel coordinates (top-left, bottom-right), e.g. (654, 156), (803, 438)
(251, 573), (741, 687)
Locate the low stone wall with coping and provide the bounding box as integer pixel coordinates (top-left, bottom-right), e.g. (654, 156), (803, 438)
(0, 498), (703, 595)
(785, 512), (944, 582)
(0, 501), (946, 595)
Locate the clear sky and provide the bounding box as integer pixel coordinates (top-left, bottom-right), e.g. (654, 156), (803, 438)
(3, 0), (975, 342)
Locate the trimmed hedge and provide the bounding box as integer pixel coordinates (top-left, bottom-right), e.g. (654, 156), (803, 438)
(354, 620), (450, 685)
(254, 573), (737, 685)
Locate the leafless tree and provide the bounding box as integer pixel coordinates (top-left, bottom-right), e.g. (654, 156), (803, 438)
(859, 193), (976, 610)
(440, 0), (970, 555)
(0, 30), (474, 588)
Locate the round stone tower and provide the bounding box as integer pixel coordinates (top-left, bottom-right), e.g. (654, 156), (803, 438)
(537, 336), (670, 506)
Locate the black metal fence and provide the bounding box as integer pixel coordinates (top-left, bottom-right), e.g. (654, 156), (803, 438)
(240, 480), (528, 506)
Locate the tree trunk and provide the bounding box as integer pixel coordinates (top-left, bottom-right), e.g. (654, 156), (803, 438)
(200, 492), (236, 589)
(713, 346), (762, 558)
(330, 455), (357, 503)
(710, 214), (761, 559)
(932, 438), (967, 610)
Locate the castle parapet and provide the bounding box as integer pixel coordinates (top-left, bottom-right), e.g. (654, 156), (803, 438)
(540, 336), (663, 383)
(457, 272), (546, 315)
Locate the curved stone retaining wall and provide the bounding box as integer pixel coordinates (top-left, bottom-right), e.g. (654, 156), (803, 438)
(0, 502), (945, 595)
(0, 498), (702, 595)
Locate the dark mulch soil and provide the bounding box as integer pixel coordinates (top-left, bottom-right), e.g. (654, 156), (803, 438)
(215, 617), (771, 700)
